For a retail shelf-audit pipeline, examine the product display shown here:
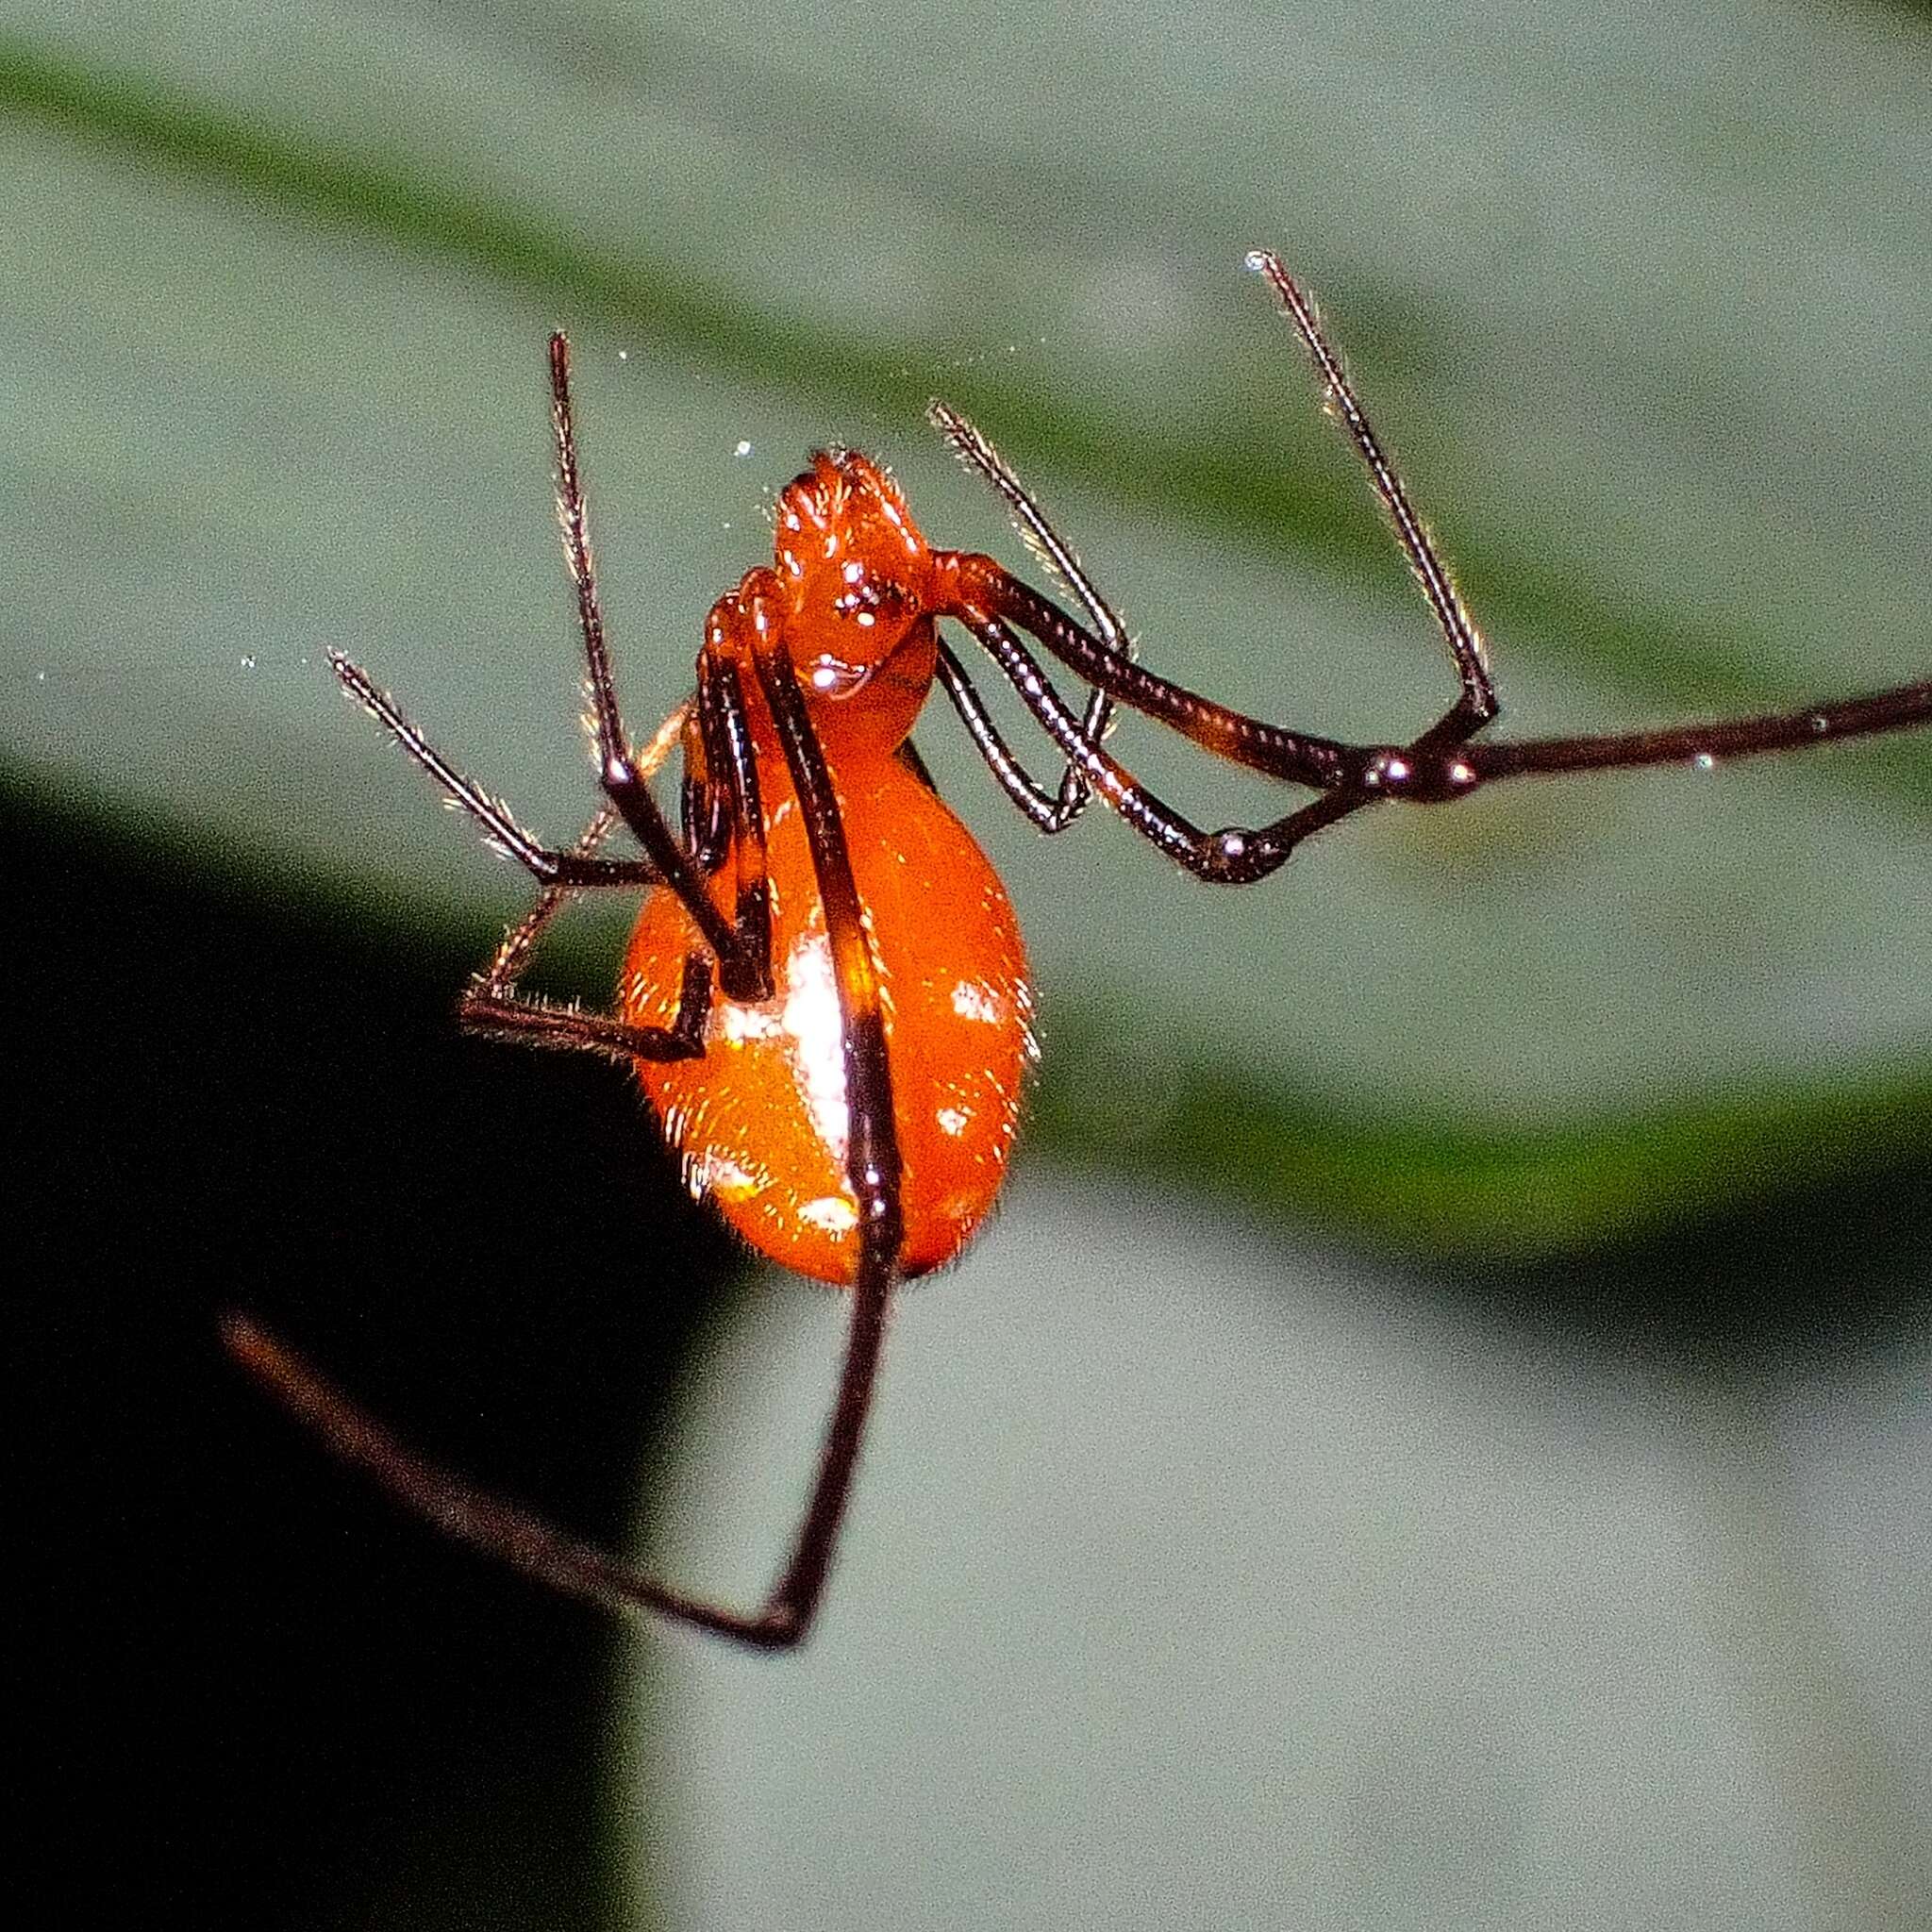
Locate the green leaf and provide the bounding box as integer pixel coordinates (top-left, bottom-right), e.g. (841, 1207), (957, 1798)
(627, 1189), (1932, 1927)
(6, 0), (1930, 1254)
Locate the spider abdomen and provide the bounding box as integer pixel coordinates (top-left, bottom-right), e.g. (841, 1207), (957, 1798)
(621, 752), (1033, 1285)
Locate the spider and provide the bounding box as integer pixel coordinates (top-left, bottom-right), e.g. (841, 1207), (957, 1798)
(225, 251), (1932, 1650)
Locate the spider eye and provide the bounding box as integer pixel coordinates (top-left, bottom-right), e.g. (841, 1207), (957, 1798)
(833, 575), (909, 630)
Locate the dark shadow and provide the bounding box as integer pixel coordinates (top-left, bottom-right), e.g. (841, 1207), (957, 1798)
(1442, 1159), (1931, 1371)
(12, 786), (736, 1930)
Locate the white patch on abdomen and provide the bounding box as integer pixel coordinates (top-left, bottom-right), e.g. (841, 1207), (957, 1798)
(781, 930), (850, 1164)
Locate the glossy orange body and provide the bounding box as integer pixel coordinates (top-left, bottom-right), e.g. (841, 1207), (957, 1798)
(619, 451), (1034, 1285)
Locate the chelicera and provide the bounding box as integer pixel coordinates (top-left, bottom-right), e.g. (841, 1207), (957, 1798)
(226, 253), (1932, 1650)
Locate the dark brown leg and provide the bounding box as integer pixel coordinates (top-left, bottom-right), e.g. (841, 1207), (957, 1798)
(444, 754), (717, 1065)
(330, 651), (660, 891)
(693, 654), (774, 996)
(331, 658), (720, 1051)
(226, 621), (908, 1648)
(220, 1303), (853, 1649)
(1441, 682), (1932, 787)
(929, 397), (1133, 825)
(966, 566), (1360, 789)
(941, 248), (1927, 815)
(956, 606), (1376, 880)
(547, 334), (770, 995)
(476, 803), (621, 992)
(927, 247), (1506, 802)
(742, 622), (906, 1635)
(459, 951), (714, 1063)
(969, 527), (1930, 809)
(1245, 251), (1497, 738)
(1242, 256), (1930, 791)
(934, 642), (1104, 833)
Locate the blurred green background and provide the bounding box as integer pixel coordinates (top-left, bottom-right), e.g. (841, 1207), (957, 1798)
(8, 1), (1928, 1926)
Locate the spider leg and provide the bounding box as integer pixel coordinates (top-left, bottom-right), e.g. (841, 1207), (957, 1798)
(967, 502), (1932, 808)
(226, 621), (903, 1648)
(956, 605), (1374, 880)
(738, 623), (905, 1639)
(452, 712), (721, 1063)
(934, 641), (1112, 833)
(1247, 250), (1497, 741)
(460, 800), (715, 1066)
(330, 651), (659, 891)
(929, 250), (1502, 804)
(328, 639), (754, 1041)
(229, 595), (899, 1650)
(220, 1306), (823, 1648)
(1243, 255), (1931, 789)
(929, 398), (1136, 824)
(954, 309), (1927, 808)
(964, 566), (1362, 791)
(482, 803), (624, 995)
(1443, 681), (1932, 786)
(548, 333), (771, 998)
(693, 651), (774, 996)
(929, 375), (1438, 839)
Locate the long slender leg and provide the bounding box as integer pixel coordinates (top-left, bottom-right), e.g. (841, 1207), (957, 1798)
(478, 803), (621, 994)
(929, 398), (1132, 824)
(956, 606), (1376, 880)
(932, 261), (1925, 820)
(222, 1303), (835, 1648)
(224, 629), (904, 1649)
(454, 796), (712, 1063)
(934, 642), (1102, 833)
(331, 651), (660, 891)
(458, 801), (629, 1054)
(455, 706), (717, 1062)
(461, 952), (714, 1061)
(743, 625), (905, 1632)
(925, 390), (1446, 828)
(961, 587), (1932, 868)
(931, 249), (1502, 802)
(330, 634), (748, 1072)
(694, 652), (774, 997)
(959, 562), (1360, 791)
(1247, 259), (1924, 767)
(1241, 260), (1929, 774)
(1246, 251), (1497, 741)
(227, 341), (902, 1649)
(482, 694), (693, 985)
(547, 333), (762, 988)
(965, 561), (1932, 802)
(1441, 680), (1932, 789)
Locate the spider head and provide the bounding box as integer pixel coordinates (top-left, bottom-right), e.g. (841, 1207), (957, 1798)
(770, 452), (940, 750)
